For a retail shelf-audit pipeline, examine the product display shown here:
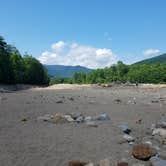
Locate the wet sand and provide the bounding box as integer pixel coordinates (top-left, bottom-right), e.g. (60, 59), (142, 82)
(0, 84), (166, 166)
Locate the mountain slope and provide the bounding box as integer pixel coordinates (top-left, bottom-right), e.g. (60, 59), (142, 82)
(134, 53), (166, 65)
(45, 65), (92, 77)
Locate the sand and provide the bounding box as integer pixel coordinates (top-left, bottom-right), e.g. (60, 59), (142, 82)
(0, 84), (166, 166)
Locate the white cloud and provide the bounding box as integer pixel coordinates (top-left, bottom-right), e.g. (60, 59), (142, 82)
(51, 41), (65, 52)
(38, 41), (118, 69)
(143, 49), (160, 56)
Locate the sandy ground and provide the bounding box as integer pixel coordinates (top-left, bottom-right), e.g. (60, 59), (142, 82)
(0, 84), (166, 166)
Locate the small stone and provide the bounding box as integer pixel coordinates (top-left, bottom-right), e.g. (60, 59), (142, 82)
(86, 121), (98, 127)
(98, 158), (110, 166)
(118, 162), (128, 166)
(56, 100), (63, 103)
(123, 134), (135, 142)
(132, 144), (156, 160)
(114, 99), (122, 103)
(152, 128), (166, 138)
(85, 163), (94, 166)
(68, 160), (88, 166)
(21, 118), (28, 122)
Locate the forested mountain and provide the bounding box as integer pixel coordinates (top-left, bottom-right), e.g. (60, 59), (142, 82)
(134, 53), (166, 65)
(45, 65), (92, 77)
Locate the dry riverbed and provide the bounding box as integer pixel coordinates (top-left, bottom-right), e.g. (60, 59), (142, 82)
(0, 84), (166, 166)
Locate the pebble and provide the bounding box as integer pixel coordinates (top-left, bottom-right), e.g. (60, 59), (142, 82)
(68, 160), (88, 166)
(98, 158), (110, 166)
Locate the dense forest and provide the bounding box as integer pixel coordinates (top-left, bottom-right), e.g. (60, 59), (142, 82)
(50, 61), (166, 84)
(0, 36), (49, 84)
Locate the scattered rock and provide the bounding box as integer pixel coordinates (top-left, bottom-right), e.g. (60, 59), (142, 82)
(86, 121), (98, 127)
(123, 134), (135, 142)
(136, 119), (142, 124)
(68, 160), (88, 166)
(21, 118), (28, 122)
(119, 124), (131, 134)
(132, 144), (156, 161)
(152, 128), (166, 138)
(114, 99), (122, 103)
(95, 113), (110, 121)
(150, 156), (166, 166)
(50, 114), (68, 123)
(85, 163), (94, 166)
(156, 121), (166, 129)
(98, 158), (110, 166)
(68, 97), (74, 101)
(76, 116), (84, 123)
(64, 115), (74, 122)
(71, 113), (83, 120)
(56, 100), (63, 103)
(159, 151), (166, 160)
(132, 164), (145, 166)
(151, 100), (159, 103)
(118, 162), (128, 166)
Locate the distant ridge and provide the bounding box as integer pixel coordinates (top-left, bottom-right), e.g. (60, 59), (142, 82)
(133, 53), (166, 65)
(45, 65), (92, 77)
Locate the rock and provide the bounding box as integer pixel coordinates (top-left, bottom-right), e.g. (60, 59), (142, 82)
(132, 144), (156, 160)
(156, 122), (166, 129)
(64, 115), (74, 122)
(85, 163), (94, 166)
(21, 118), (28, 122)
(68, 160), (88, 166)
(159, 151), (166, 160)
(85, 116), (93, 122)
(119, 124), (131, 134)
(71, 113), (83, 120)
(96, 113), (110, 121)
(114, 99), (122, 103)
(150, 156), (166, 166)
(123, 134), (135, 142)
(151, 100), (159, 103)
(37, 114), (51, 121)
(68, 97), (74, 101)
(76, 116), (84, 123)
(118, 162), (128, 166)
(152, 128), (166, 138)
(132, 164), (145, 166)
(56, 100), (63, 103)
(86, 121), (98, 127)
(98, 158), (110, 166)
(136, 119), (142, 124)
(50, 114), (68, 123)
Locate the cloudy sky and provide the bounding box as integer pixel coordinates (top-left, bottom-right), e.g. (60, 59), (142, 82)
(1, 0), (166, 68)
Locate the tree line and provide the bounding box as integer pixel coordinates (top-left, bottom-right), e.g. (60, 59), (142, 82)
(0, 36), (49, 84)
(50, 61), (166, 84)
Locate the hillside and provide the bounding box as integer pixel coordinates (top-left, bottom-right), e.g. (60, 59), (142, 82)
(134, 53), (166, 65)
(45, 65), (92, 77)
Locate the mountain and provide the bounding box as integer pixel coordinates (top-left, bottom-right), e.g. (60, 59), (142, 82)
(45, 65), (92, 77)
(134, 53), (166, 65)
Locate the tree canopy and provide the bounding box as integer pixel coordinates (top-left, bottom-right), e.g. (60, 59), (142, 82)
(0, 36), (49, 85)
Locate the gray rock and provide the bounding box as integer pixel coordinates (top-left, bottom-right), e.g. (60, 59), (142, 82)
(98, 159), (110, 166)
(150, 156), (166, 166)
(123, 134), (135, 142)
(119, 124), (131, 134)
(96, 113), (110, 121)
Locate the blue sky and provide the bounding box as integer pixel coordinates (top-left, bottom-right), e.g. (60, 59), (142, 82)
(0, 0), (166, 68)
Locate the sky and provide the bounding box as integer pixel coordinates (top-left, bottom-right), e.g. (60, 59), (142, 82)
(0, 0), (166, 68)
